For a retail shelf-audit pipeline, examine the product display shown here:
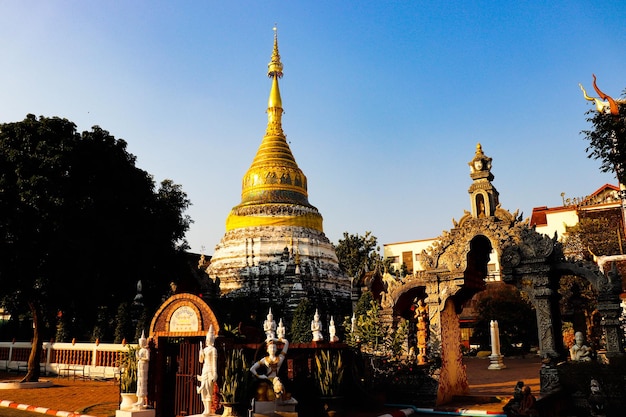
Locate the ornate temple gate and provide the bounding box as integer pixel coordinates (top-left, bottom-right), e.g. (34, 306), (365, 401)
(149, 293), (220, 417)
(383, 211), (625, 406)
(379, 144), (625, 408)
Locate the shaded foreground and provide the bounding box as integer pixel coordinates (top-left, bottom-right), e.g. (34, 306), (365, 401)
(0, 356), (541, 417)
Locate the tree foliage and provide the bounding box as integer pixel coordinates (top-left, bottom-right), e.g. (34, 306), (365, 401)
(563, 214), (624, 259)
(472, 283), (538, 355)
(0, 115), (192, 380)
(290, 298), (313, 343)
(348, 292), (407, 358)
(558, 275), (601, 350)
(581, 90), (626, 185)
(334, 231), (380, 278)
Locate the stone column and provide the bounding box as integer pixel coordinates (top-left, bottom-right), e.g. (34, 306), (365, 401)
(488, 320), (506, 370)
(532, 276), (559, 359)
(598, 300), (624, 358)
(425, 281), (441, 359)
(597, 265), (625, 359)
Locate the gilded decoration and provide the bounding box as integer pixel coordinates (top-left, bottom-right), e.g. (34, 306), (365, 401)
(150, 293), (220, 342)
(205, 28), (350, 310)
(579, 74), (626, 116)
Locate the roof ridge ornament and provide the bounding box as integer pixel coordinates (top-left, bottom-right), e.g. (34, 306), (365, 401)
(579, 74), (625, 115)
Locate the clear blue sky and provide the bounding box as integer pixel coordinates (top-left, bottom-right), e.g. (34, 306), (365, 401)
(1, 1), (625, 255)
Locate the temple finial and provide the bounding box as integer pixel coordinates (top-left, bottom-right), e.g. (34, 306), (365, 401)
(268, 25), (283, 79)
(266, 26), (284, 133)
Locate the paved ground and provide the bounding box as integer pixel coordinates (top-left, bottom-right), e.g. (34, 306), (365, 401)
(0, 356), (542, 416)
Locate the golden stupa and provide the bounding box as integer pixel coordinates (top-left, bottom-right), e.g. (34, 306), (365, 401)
(225, 28), (322, 233)
(206, 28), (350, 309)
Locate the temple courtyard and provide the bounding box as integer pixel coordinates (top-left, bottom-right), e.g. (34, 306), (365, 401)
(0, 356), (541, 417)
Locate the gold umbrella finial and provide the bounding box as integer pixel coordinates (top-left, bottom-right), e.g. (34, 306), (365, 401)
(268, 25), (283, 79)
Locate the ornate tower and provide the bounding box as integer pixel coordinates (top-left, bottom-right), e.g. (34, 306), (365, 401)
(467, 143), (499, 218)
(206, 29), (350, 313)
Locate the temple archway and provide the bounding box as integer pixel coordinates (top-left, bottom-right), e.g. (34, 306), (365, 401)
(149, 293), (221, 417)
(378, 144), (624, 406)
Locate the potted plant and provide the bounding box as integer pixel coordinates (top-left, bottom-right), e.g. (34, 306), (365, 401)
(118, 345), (138, 410)
(219, 348), (250, 416)
(314, 349), (345, 416)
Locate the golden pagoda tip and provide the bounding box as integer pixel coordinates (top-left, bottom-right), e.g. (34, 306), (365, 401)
(268, 25), (283, 79)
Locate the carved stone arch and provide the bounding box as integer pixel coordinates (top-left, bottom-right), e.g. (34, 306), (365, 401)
(552, 260), (624, 359)
(389, 281), (428, 319)
(552, 261), (604, 292)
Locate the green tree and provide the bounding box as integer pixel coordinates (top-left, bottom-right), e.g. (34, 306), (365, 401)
(472, 283), (538, 355)
(582, 92), (626, 185)
(354, 291), (374, 319)
(350, 292), (386, 353)
(0, 115), (192, 381)
(334, 231), (380, 278)
(563, 215), (624, 259)
(558, 275), (600, 350)
(290, 298), (313, 343)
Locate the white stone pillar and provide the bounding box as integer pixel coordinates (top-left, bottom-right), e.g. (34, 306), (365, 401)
(488, 320), (506, 370)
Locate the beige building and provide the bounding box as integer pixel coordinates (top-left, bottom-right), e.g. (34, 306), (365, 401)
(529, 183), (622, 242)
(384, 239), (501, 282)
(384, 183), (623, 280)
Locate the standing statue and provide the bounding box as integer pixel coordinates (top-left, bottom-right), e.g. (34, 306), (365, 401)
(133, 331), (150, 410)
(311, 309), (323, 342)
(569, 331), (592, 362)
(277, 318), (286, 340)
(416, 315), (428, 364)
(329, 316), (339, 342)
(414, 299), (429, 364)
(250, 338), (290, 401)
(197, 325), (217, 416)
(263, 308), (277, 341)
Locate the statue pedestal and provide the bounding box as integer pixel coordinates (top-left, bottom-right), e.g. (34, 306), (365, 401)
(115, 409), (155, 417)
(253, 398), (298, 417)
(488, 354), (506, 370)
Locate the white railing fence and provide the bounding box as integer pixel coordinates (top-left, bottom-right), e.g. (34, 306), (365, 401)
(0, 341), (136, 379)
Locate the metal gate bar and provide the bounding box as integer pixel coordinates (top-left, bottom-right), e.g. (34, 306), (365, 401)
(174, 339), (201, 417)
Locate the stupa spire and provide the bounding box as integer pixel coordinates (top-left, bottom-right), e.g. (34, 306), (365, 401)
(206, 28), (350, 307)
(225, 27), (321, 232)
(266, 26), (284, 135)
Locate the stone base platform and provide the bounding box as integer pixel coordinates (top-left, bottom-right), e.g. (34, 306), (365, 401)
(253, 398), (298, 417)
(116, 409), (156, 417)
(0, 380), (54, 389)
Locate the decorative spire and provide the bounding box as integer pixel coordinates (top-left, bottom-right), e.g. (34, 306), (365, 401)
(225, 27), (324, 233)
(266, 26), (284, 134)
(268, 26), (283, 79)
(467, 143), (498, 218)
